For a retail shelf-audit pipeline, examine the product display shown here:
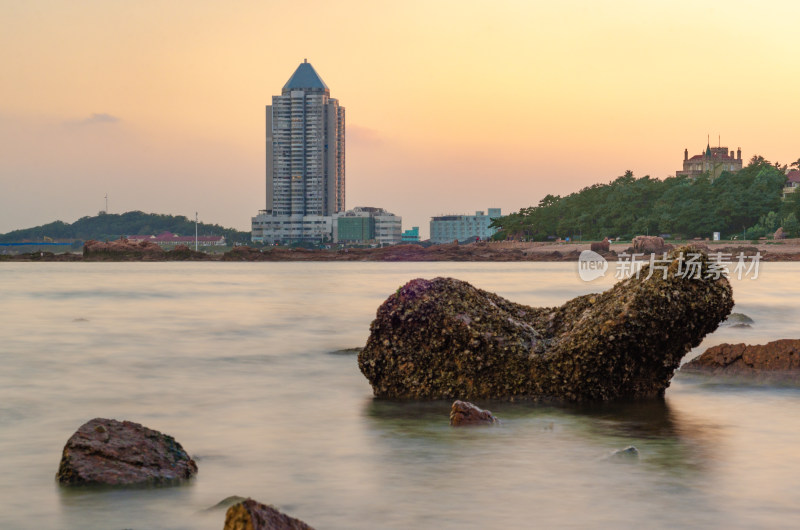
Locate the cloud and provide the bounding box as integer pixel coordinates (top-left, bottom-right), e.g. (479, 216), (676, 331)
(65, 113), (121, 127)
(347, 124), (383, 146)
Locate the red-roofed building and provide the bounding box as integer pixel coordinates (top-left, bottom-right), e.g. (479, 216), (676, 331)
(677, 144), (743, 180)
(782, 170), (800, 198)
(127, 231), (226, 247)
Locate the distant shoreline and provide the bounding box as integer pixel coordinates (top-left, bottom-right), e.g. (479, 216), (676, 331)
(4, 240), (800, 262)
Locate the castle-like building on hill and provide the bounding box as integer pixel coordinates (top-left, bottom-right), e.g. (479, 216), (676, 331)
(676, 144), (743, 180)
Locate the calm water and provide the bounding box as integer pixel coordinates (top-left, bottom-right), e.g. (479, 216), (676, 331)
(1, 262), (799, 529)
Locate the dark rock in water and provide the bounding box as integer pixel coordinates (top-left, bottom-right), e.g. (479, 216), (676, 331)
(165, 244), (209, 261)
(56, 418), (197, 486)
(224, 498), (314, 530)
(608, 446), (639, 459)
(720, 313), (755, 328)
(329, 347), (363, 355)
(450, 400), (499, 426)
(358, 246), (733, 402)
(682, 339), (800, 377)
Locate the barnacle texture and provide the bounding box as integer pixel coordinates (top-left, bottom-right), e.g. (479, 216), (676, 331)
(358, 246), (733, 402)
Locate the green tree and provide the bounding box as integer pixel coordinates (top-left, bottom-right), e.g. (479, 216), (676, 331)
(0, 211), (250, 244)
(784, 213), (800, 237)
(489, 162), (788, 242)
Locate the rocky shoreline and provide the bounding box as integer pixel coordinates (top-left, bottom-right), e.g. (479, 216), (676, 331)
(2, 238), (799, 262)
(682, 339), (800, 379)
(41, 242), (799, 528)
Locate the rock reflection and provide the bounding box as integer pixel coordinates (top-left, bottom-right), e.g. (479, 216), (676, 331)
(570, 398), (722, 474)
(364, 396), (720, 476)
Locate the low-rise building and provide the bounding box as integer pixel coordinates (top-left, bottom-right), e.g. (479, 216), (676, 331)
(401, 226), (420, 243)
(334, 207), (402, 245)
(127, 231), (226, 247)
(251, 213), (333, 244)
(374, 211), (402, 246)
(337, 215), (375, 242)
(430, 208), (501, 244)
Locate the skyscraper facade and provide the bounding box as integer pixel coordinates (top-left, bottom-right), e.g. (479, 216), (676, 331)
(252, 60), (345, 243)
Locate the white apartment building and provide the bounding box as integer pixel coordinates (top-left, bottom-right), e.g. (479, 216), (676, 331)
(252, 60), (345, 243)
(430, 208), (502, 244)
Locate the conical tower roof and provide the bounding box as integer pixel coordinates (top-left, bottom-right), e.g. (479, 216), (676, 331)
(282, 59), (329, 94)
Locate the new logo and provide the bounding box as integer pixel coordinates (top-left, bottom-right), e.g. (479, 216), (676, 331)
(578, 250), (608, 281)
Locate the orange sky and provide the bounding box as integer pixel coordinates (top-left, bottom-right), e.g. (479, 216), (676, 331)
(2, 0), (799, 237)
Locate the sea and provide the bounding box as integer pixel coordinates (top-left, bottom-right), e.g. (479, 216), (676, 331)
(1, 262), (799, 529)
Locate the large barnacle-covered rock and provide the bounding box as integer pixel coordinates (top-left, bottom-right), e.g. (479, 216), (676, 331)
(358, 247), (733, 402)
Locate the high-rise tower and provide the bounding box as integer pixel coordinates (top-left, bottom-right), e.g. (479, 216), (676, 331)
(253, 60), (345, 243)
(267, 59), (345, 216)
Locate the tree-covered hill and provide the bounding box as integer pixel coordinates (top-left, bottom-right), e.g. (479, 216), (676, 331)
(491, 157), (799, 241)
(0, 211), (251, 244)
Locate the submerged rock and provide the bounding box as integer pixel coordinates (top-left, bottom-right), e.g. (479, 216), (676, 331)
(56, 418), (197, 486)
(224, 498), (314, 530)
(450, 400), (499, 426)
(608, 446), (639, 460)
(328, 347), (363, 355)
(358, 247), (733, 402)
(682, 339), (800, 377)
(204, 495), (248, 512)
(720, 313), (755, 328)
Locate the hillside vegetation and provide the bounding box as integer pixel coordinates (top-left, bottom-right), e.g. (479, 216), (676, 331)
(0, 211), (250, 244)
(491, 157), (800, 241)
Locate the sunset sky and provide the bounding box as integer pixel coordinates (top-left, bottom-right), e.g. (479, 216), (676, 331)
(2, 0), (799, 237)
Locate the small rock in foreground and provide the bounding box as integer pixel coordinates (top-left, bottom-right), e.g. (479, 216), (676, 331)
(450, 400), (499, 426)
(56, 418), (197, 486)
(224, 499), (314, 530)
(682, 339), (800, 377)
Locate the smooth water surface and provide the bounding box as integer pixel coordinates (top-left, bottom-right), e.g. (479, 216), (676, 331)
(1, 262), (799, 529)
